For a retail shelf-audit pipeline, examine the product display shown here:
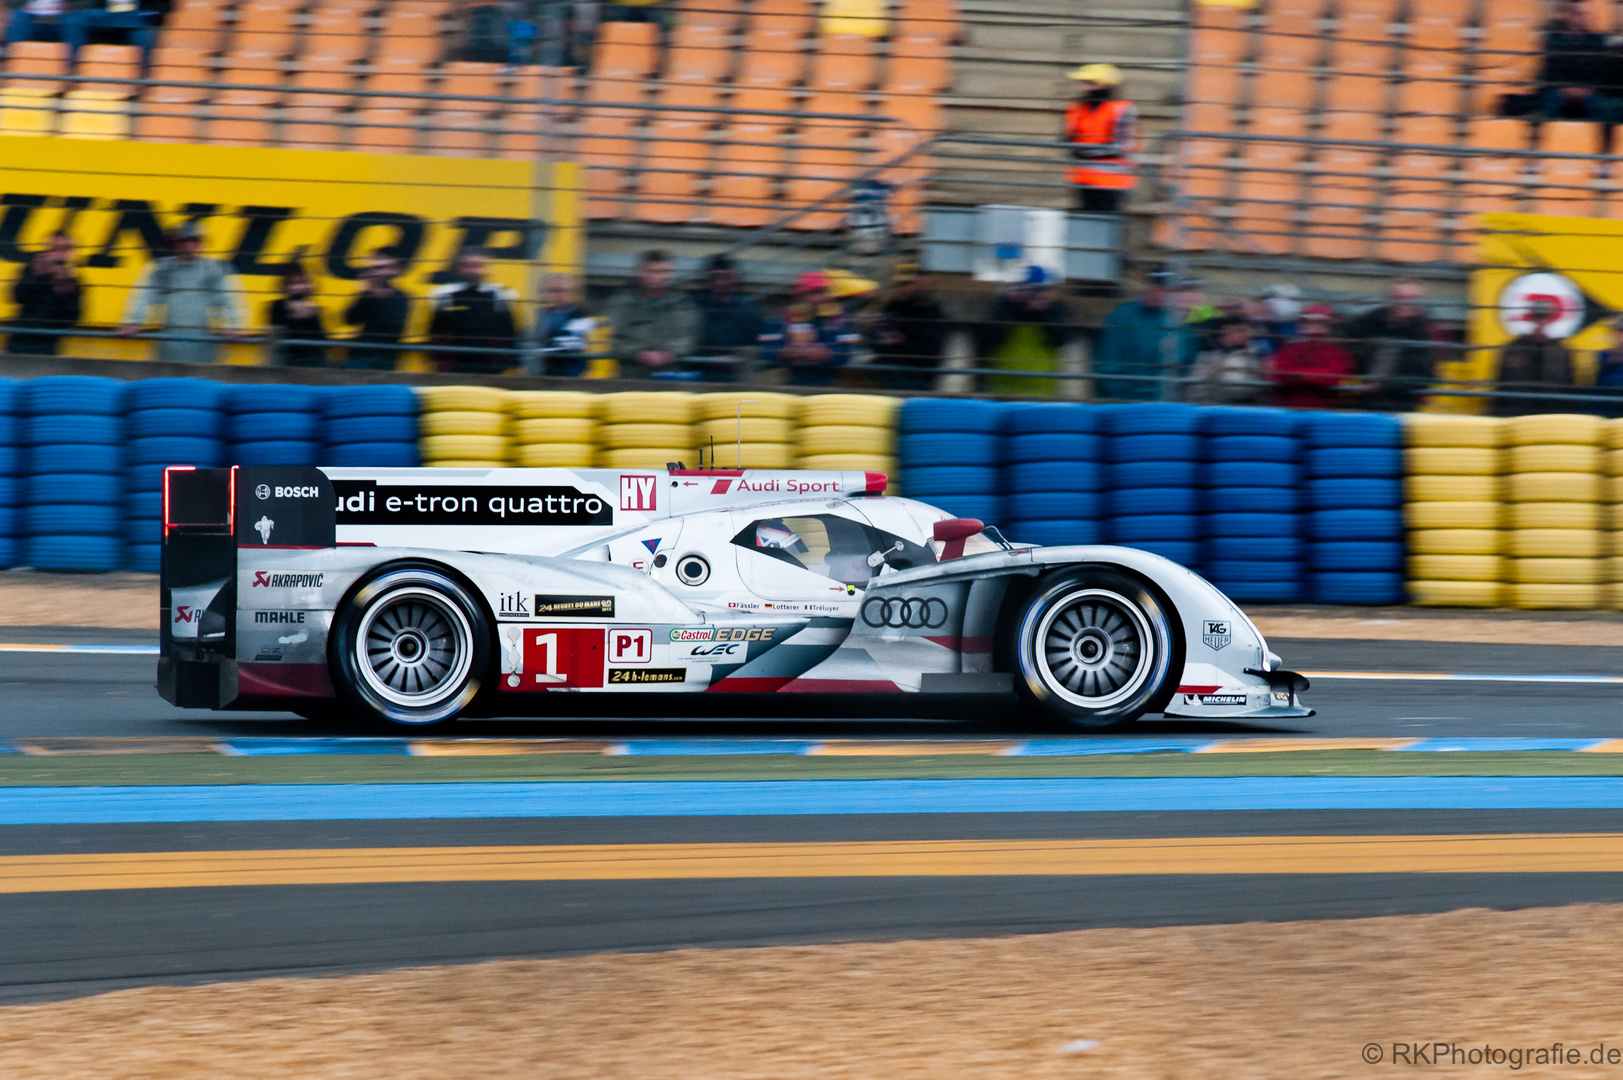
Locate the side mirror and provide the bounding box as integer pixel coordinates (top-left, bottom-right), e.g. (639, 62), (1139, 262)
(932, 518), (983, 561)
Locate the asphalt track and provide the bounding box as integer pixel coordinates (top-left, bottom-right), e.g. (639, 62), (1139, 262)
(5, 627), (1623, 1004)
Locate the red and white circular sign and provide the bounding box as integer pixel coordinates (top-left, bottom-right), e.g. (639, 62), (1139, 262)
(1497, 271), (1585, 340)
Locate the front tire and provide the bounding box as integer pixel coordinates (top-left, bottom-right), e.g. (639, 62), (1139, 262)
(1013, 568), (1176, 729)
(330, 564), (490, 727)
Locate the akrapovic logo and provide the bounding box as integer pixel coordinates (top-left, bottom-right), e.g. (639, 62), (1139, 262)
(251, 572), (325, 588)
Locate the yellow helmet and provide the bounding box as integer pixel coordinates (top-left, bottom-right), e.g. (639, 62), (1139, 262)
(1067, 62), (1123, 86)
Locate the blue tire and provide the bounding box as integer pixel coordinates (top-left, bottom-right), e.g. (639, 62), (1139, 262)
(26, 503), (120, 536)
(20, 376), (121, 416)
(125, 542), (162, 573)
(1110, 459), (1198, 488)
(1002, 432), (1101, 464)
(897, 433), (1000, 467)
(923, 494), (1004, 525)
(1306, 477), (1403, 510)
(1117, 539), (1200, 566)
(0, 413), (13, 444)
(1308, 508), (1404, 541)
(1203, 486), (1299, 514)
(1212, 579), (1303, 603)
(1007, 519), (1102, 546)
(227, 384), (323, 414)
(901, 464), (1000, 495)
(126, 464), (169, 494)
(127, 490), (162, 520)
(232, 440), (321, 467)
(1109, 514), (1200, 542)
(1306, 446), (1402, 478)
(24, 413), (120, 446)
(1313, 540), (1405, 571)
(1201, 406), (1297, 437)
(0, 506), (15, 537)
(1007, 490), (1100, 520)
(1107, 486), (1197, 517)
(1311, 571), (1405, 605)
(128, 407), (224, 440)
(25, 473), (123, 505)
(23, 534), (122, 572)
(325, 441), (420, 467)
(1102, 402), (1200, 435)
(0, 378), (15, 416)
(1206, 535), (1301, 561)
(324, 384), (419, 418)
(229, 410), (318, 442)
(0, 535), (15, 567)
(1002, 402), (1097, 434)
(1204, 559), (1305, 582)
(1204, 435), (1299, 463)
(127, 435), (224, 467)
(124, 516), (163, 545)
(899, 398), (1004, 434)
(1205, 512), (1298, 538)
(1111, 433), (1200, 462)
(324, 413), (419, 446)
(0, 476), (12, 507)
(1004, 460), (1100, 492)
(0, 446), (16, 475)
(1299, 411), (1402, 449)
(1204, 461), (1298, 488)
(122, 378), (224, 412)
(28, 443), (121, 474)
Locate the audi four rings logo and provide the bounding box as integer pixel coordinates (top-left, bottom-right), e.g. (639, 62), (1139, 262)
(861, 596), (949, 629)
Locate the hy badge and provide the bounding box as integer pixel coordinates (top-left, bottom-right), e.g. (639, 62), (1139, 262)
(1203, 620), (1231, 651)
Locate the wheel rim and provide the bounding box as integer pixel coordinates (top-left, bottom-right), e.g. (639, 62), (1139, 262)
(354, 586), (474, 711)
(1032, 588), (1155, 709)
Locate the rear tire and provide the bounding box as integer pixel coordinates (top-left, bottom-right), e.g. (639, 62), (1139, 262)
(1012, 568), (1177, 729)
(330, 564), (490, 727)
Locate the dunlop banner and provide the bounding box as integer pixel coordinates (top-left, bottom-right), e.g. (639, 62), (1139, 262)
(1465, 212), (1623, 409)
(0, 136), (583, 343)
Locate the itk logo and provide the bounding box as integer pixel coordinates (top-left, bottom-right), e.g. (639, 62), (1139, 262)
(619, 475), (657, 512)
(173, 605), (198, 624)
(254, 516), (275, 544)
(498, 591), (529, 616)
(609, 628), (652, 664)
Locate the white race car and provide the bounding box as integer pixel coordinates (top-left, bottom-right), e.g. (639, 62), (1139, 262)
(159, 464), (1311, 728)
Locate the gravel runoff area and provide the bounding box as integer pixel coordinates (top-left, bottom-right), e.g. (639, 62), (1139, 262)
(7, 569), (1623, 645)
(0, 904), (1621, 1078)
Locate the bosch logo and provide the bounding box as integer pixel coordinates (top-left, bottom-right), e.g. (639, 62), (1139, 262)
(861, 596), (949, 630)
(255, 484), (270, 500)
(274, 485), (320, 499)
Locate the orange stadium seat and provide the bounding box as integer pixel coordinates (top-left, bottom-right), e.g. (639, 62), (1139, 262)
(886, 37), (950, 94)
(161, 0), (228, 53)
(1251, 31), (1319, 108)
(1380, 115), (1459, 262)
(281, 59), (353, 151)
(1185, 3), (1250, 107)
(712, 87), (788, 227)
(1323, 37), (1393, 113)
(499, 65), (575, 160)
(1161, 102), (1235, 250)
(676, 0), (742, 31)
(208, 59), (280, 146)
(664, 23), (733, 83)
(579, 22), (659, 218)
(1336, 0), (1399, 44)
(813, 33), (878, 91)
(1400, 15), (1466, 117)
(137, 47), (210, 142)
(634, 83), (718, 223)
(1462, 116), (1533, 234)
(1472, 0), (1541, 112)
(302, 0), (373, 65)
(0, 42), (67, 136)
(379, 1), (449, 64)
(874, 90), (938, 233)
(230, 0), (301, 65)
(1234, 107), (1307, 255)
(428, 62), (504, 157)
(1302, 110), (1379, 259)
(1538, 120), (1601, 217)
(895, 0), (957, 43)
(750, 0), (815, 39)
(785, 90), (865, 230)
(60, 44), (140, 140)
(353, 59), (428, 152)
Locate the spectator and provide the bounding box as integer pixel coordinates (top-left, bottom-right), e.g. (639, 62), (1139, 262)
(117, 220), (244, 363)
(602, 0), (665, 27)
(975, 266), (1071, 395)
(1062, 62), (1137, 213)
(870, 262), (947, 392)
(1541, 0), (1611, 120)
(1593, 315), (1623, 415)
(8, 231), (82, 355)
(459, 2), (530, 63)
(758, 271), (860, 387)
(265, 266), (328, 368)
(1263, 303), (1357, 409)
(1345, 278), (1439, 411)
(1186, 316), (1266, 404)
(690, 253), (762, 383)
(428, 251), (520, 374)
(604, 249), (698, 379)
(536, 274), (594, 378)
(343, 254), (411, 371)
(1093, 269), (1195, 401)
(4, 0), (69, 46)
(1494, 298), (1574, 416)
(5, 0), (164, 63)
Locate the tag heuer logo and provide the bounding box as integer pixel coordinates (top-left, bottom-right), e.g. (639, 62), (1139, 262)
(1203, 621), (1231, 650)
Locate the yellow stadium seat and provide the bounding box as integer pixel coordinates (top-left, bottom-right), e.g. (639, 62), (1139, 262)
(821, 0), (887, 37)
(57, 44), (138, 140)
(0, 41), (66, 136)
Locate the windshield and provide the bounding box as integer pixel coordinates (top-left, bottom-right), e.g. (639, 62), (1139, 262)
(733, 514), (936, 587)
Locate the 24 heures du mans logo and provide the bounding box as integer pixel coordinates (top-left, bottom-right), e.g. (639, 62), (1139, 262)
(251, 572), (325, 588)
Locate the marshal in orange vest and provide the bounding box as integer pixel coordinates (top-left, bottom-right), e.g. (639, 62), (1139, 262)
(1064, 98), (1139, 190)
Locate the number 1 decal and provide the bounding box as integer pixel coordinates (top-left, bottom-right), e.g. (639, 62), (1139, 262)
(513, 628), (605, 689)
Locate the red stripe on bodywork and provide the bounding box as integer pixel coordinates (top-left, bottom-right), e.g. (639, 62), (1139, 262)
(706, 676), (796, 693)
(924, 635), (992, 653)
(1176, 684), (1221, 694)
(781, 678), (903, 693)
(236, 662), (335, 699)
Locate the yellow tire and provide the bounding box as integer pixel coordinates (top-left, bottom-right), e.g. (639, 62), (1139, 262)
(1407, 579), (1505, 607)
(1505, 413), (1605, 446)
(1507, 443), (1601, 473)
(1610, 503), (1623, 530)
(1605, 449), (1623, 476)
(1407, 529), (1500, 555)
(1508, 501), (1602, 530)
(693, 392), (799, 421)
(1405, 475), (1499, 502)
(1406, 554), (1503, 581)
(1609, 556), (1623, 583)
(797, 394), (899, 427)
(600, 423), (694, 450)
(599, 391), (693, 424)
(1510, 557), (1602, 584)
(506, 391), (599, 420)
(1510, 582), (1603, 609)
(514, 443), (595, 468)
(1405, 447), (1501, 476)
(696, 417), (795, 444)
(1608, 418), (1623, 450)
(1405, 502), (1500, 529)
(1609, 475), (1623, 503)
(596, 446), (695, 469)
(416, 385), (508, 413)
(425, 460), (504, 470)
(796, 424), (894, 456)
(511, 417), (596, 445)
(1505, 471), (1603, 502)
(797, 453), (896, 474)
(419, 410), (507, 437)
(420, 435), (508, 461)
(712, 443), (796, 470)
(1506, 529), (1603, 558)
(1404, 413), (1503, 449)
